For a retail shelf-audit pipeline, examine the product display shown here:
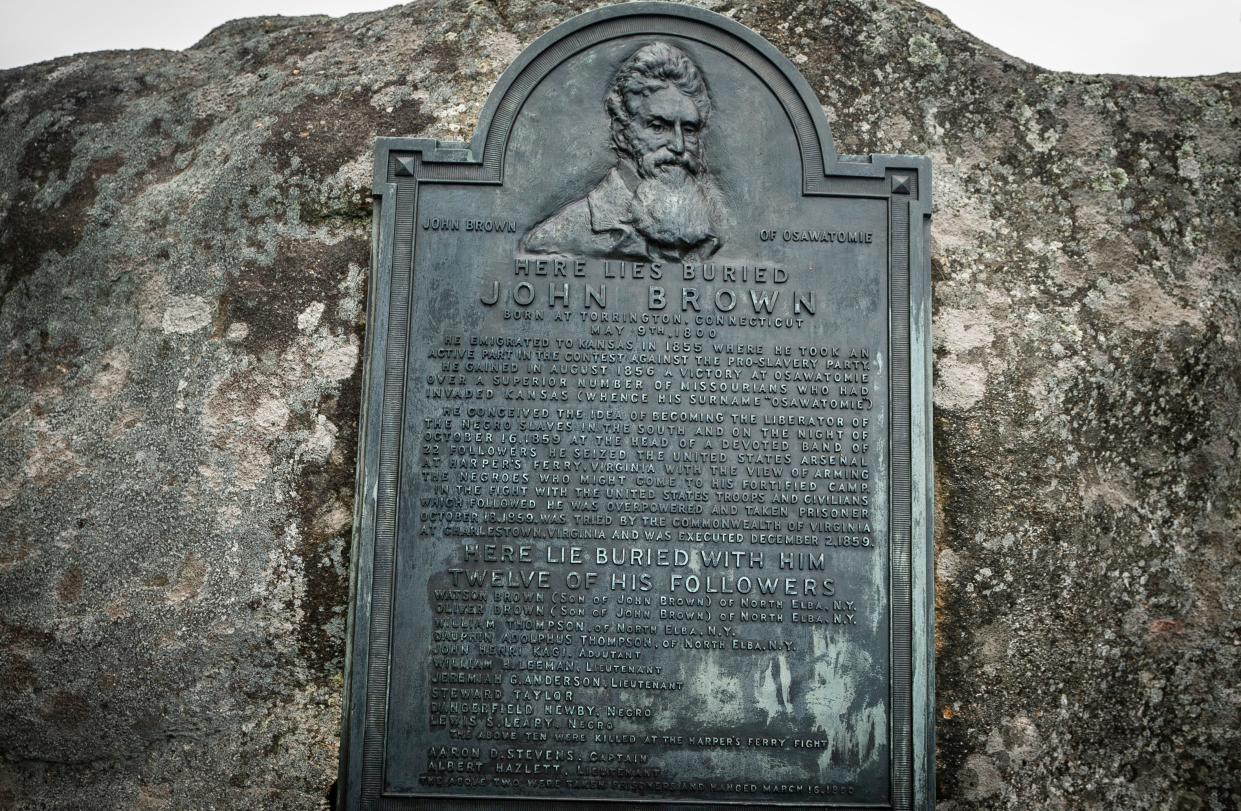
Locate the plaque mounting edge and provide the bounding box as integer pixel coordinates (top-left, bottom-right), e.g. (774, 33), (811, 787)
(339, 3), (934, 808)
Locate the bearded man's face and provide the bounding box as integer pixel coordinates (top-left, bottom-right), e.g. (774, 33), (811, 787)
(617, 84), (719, 258)
(620, 85), (706, 179)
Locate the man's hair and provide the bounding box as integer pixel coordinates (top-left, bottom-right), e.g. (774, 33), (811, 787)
(606, 42), (711, 156)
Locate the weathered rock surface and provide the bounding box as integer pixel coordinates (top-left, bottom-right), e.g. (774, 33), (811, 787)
(1, 0), (1237, 808)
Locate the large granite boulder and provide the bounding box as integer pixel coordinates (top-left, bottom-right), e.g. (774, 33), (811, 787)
(1, 0), (1237, 808)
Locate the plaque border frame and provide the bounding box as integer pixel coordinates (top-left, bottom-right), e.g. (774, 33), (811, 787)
(340, 4), (934, 809)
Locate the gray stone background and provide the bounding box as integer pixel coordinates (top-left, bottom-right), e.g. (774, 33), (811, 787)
(0, 0), (1237, 808)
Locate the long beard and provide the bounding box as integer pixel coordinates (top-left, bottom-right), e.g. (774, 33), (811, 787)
(626, 152), (719, 258)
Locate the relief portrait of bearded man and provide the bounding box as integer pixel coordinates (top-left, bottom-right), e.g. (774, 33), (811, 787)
(521, 41), (725, 262)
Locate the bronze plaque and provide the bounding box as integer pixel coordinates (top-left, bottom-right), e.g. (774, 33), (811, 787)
(340, 3), (934, 808)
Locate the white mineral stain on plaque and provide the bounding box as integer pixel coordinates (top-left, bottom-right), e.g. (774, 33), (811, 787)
(682, 654), (744, 725)
(806, 631), (886, 777)
(753, 652), (793, 719)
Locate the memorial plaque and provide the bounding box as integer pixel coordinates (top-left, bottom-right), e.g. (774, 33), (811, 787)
(340, 3), (934, 808)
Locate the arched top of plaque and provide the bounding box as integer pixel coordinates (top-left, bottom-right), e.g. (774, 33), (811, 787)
(476, 2), (839, 186)
(377, 2), (925, 192)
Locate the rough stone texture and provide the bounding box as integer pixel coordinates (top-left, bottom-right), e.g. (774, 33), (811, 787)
(0, 0), (1237, 808)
